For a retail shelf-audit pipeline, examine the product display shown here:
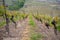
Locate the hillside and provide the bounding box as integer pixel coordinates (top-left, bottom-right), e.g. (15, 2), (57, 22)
(0, 0), (60, 40)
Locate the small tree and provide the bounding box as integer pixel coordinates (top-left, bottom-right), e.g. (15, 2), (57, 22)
(9, 0), (25, 10)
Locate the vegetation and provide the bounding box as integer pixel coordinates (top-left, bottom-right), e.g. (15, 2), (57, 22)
(57, 18), (60, 31)
(33, 13), (60, 32)
(30, 32), (42, 40)
(0, 10), (28, 27)
(29, 14), (35, 27)
(8, 0), (25, 10)
(29, 14), (42, 40)
(0, 21), (6, 28)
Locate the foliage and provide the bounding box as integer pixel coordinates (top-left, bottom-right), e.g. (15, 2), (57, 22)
(14, 13), (28, 21)
(57, 18), (60, 31)
(0, 21), (6, 27)
(34, 13), (53, 26)
(0, 6), (28, 26)
(34, 13), (60, 31)
(8, 0), (25, 10)
(0, 5), (5, 16)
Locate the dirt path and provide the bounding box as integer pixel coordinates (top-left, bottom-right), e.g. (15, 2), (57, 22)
(21, 25), (30, 40)
(21, 17), (30, 40)
(3, 17), (30, 40)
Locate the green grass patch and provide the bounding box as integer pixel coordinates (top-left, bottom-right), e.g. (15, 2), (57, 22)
(57, 25), (60, 31)
(29, 19), (35, 27)
(29, 14), (36, 27)
(57, 20), (60, 31)
(30, 32), (42, 40)
(0, 21), (6, 28)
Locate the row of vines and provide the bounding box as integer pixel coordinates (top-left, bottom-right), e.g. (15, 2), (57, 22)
(33, 13), (60, 34)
